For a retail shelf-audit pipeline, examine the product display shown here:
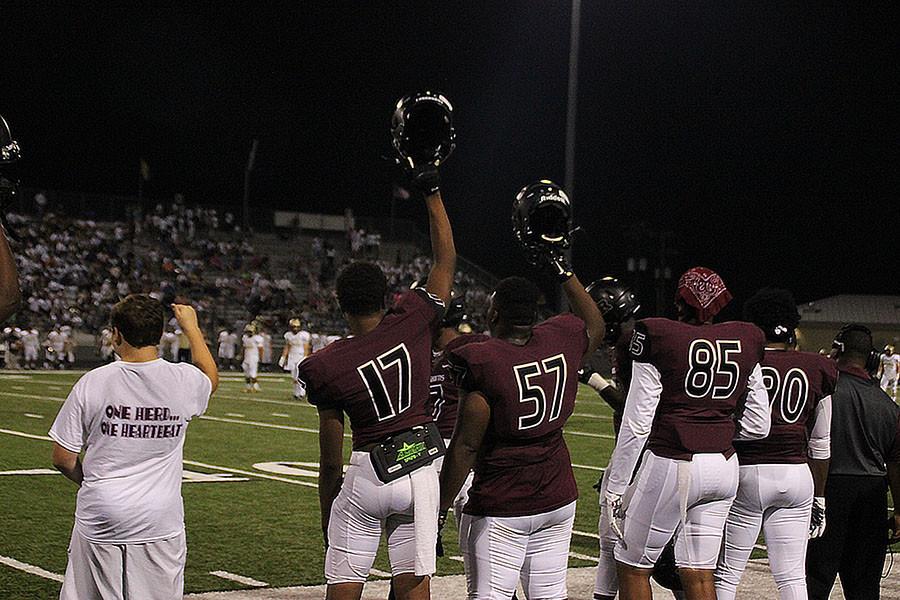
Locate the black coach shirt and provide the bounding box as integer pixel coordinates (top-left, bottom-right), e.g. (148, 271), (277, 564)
(829, 363), (900, 477)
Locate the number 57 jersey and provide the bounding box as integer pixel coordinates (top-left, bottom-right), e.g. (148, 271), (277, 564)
(447, 314), (589, 517)
(296, 289), (443, 449)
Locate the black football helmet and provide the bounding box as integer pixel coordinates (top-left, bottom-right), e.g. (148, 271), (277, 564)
(410, 277), (467, 330)
(586, 277), (640, 343)
(512, 180), (573, 264)
(0, 115), (21, 235)
(391, 92), (455, 168)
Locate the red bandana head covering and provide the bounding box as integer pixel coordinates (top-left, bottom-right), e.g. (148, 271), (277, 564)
(676, 266), (732, 322)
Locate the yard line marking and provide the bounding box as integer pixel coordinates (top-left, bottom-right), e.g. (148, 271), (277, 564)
(566, 430), (615, 440)
(448, 555), (465, 563)
(199, 415), (318, 434)
(569, 551), (599, 563)
(0, 468), (59, 476)
(214, 392), (311, 408)
(754, 543), (767, 551)
(0, 555), (64, 582)
(183, 460), (318, 489)
(572, 413), (613, 421)
(0, 391), (64, 403)
(24, 413), (44, 419)
(198, 415), (351, 439)
(271, 413), (290, 418)
(0, 428), (52, 442)
(208, 570), (268, 587)
(572, 529), (600, 540)
(225, 413), (245, 418)
(572, 463), (603, 472)
(11, 385), (25, 390)
(369, 568), (392, 578)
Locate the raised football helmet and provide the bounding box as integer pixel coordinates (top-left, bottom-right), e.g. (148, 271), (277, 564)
(0, 114), (21, 208)
(512, 180), (573, 259)
(585, 277), (640, 343)
(391, 92), (455, 168)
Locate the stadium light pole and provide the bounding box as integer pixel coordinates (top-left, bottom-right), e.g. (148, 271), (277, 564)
(561, 0), (581, 310)
(243, 138), (259, 232)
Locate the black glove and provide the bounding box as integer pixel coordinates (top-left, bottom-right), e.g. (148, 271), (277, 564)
(436, 510), (447, 557)
(407, 163), (441, 197)
(578, 364), (596, 384)
(541, 246), (573, 283)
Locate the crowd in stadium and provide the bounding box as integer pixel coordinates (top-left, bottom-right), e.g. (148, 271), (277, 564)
(0, 196), (493, 369)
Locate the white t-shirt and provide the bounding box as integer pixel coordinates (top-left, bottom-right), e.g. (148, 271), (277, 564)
(49, 359), (212, 544)
(882, 353), (900, 378)
(242, 334), (264, 363)
(284, 330), (310, 359)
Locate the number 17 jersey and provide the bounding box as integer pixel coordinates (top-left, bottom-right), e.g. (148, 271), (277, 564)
(296, 289), (444, 449)
(448, 314), (588, 517)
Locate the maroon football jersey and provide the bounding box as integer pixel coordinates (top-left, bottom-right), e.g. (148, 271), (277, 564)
(734, 350), (837, 465)
(431, 333), (491, 439)
(448, 314), (588, 517)
(297, 289), (443, 449)
(629, 317), (766, 460)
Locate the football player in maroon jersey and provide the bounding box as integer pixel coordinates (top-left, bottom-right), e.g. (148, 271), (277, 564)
(0, 114), (22, 323)
(296, 163), (453, 600)
(714, 288), (836, 600)
(438, 266), (604, 598)
(605, 267), (771, 600)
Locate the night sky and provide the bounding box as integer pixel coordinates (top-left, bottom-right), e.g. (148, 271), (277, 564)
(3, 2), (898, 317)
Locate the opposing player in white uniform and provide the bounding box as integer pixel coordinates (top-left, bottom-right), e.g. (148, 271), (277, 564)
(881, 345), (899, 399)
(47, 328), (65, 368)
(280, 319), (310, 400)
(715, 288), (836, 600)
(260, 329), (273, 371)
(61, 325), (76, 367)
(217, 329), (236, 370)
(241, 325), (264, 393)
(49, 296), (218, 600)
(99, 327), (115, 362)
(22, 327), (40, 369)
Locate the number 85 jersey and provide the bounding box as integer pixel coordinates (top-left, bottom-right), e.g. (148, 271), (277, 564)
(734, 350), (837, 465)
(447, 314), (588, 517)
(296, 289), (443, 449)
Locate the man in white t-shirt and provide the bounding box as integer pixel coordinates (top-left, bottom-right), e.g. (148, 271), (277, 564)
(242, 324), (264, 393)
(280, 318), (310, 400)
(50, 295), (218, 600)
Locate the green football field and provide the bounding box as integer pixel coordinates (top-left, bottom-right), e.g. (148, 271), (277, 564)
(0, 370), (616, 598)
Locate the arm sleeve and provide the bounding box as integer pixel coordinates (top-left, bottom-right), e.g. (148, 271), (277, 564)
(807, 395), (832, 460)
(605, 360), (662, 495)
(48, 382), (86, 453)
(400, 288), (446, 327)
(182, 364), (213, 418)
(734, 362), (771, 441)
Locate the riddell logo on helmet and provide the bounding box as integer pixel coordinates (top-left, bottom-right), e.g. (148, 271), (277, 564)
(539, 194), (565, 204)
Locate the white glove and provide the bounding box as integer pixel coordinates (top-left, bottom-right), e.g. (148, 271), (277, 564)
(604, 490), (627, 547)
(278, 355), (287, 369)
(809, 496), (826, 538)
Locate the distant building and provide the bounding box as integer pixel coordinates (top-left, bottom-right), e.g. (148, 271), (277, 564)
(797, 295), (900, 354)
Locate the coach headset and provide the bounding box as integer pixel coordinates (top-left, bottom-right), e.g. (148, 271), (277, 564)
(832, 324), (883, 374)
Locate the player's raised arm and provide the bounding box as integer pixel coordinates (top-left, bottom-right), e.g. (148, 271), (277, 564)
(562, 275), (604, 358)
(413, 165), (456, 306)
(172, 304), (219, 393)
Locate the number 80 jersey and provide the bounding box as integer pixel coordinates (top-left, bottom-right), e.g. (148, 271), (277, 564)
(447, 313), (588, 517)
(734, 350), (837, 465)
(296, 289), (444, 449)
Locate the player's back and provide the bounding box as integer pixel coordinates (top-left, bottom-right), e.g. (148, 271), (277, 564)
(735, 350), (837, 465)
(297, 289), (442, 449)
(629, 317), (766, 460)
(449, 314), (587, 517)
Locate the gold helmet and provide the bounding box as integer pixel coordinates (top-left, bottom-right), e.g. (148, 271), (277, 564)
(289, 318), (302, 329)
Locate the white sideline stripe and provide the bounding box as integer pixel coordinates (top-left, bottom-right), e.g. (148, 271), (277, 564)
(572, 463), (603, 472)
(271, 413), (291, 418)
(214, 393), (308, 407)
(572, 412), (613, 420)
(183, 460), (318, 489)
(573, 529), (600, 540)
(569, 551), (599, 563)
(11, 385), (24, 390)
(225, 413), (245, 418)
(199, 415), (352, 439)
(0, 428), (52, 442)
(566, 430), (615, 440)
(0, 554), (64, 582)
(24, 413), (44, 419)
(448, 555), (465, 563)
(754, 543), (767, 551)
(209, 570), (268, 587)
(369, 568), (392, 578)
(0, 391), (64, 403)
